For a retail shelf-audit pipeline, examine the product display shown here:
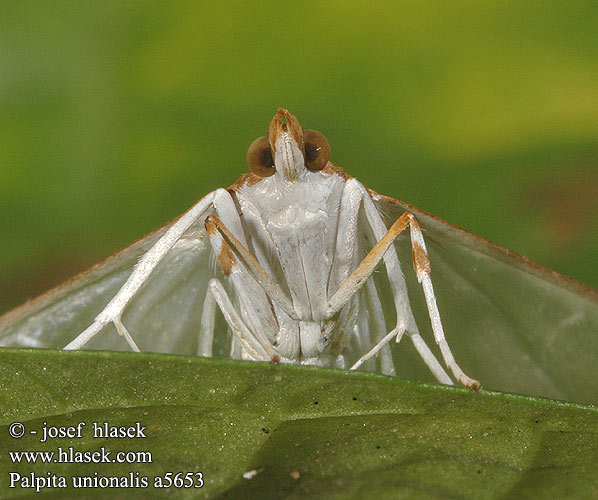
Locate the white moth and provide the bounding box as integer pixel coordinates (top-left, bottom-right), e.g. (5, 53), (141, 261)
(2, 108), (598, 401)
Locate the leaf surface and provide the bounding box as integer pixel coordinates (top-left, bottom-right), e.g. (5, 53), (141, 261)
(1, 349), (596, 499)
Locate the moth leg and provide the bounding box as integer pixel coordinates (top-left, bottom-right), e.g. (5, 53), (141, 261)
(113, 316), (141, 352)
(354, 290), (374, 370)
(329, 180), (418, 333)
(64, 191), (217, 350)
(351, 328), (398, 371)
(204, 205), (282, 362)
(205, 214), (299, 321)
(329, 180), (476, 388)
(205, 192), (283, 362)
(364, 278), (395, 375)
(198, 287), (216, 357)
(340, 207), (452, 387)
(206, 279), (277, 363)
(209, 190), (279, 346)
(330, 179), (431, 376)
(327, 210), (420, 317)
(409, 332), (454, 385)
(329, 181), (396, 375)
(357, 183), (478, 390)
(406, 215), (480, 389)
(351, 325), (453, 384)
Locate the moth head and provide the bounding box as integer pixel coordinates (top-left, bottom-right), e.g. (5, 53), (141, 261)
(246, 108), (330, 181)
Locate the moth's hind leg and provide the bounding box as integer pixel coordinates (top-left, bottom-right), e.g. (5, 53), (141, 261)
(197, 282), (246, 359)
(64, 192), (217, 350)
(198, 286), (216, 357)
(204, 279), (278, 362)
(364, 278), (395, 376)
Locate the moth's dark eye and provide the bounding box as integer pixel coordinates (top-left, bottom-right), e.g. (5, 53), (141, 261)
(303, 129), (330, 171)
(246, 136), (275, 177)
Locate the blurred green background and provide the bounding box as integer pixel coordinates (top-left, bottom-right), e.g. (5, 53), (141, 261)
(1, 1), (597, 316)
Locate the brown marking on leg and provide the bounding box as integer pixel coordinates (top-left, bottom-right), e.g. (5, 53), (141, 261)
(405, 213), (431, 276)
(412, 241), (431, 277)
(205, 215), (236, 276)
(205, 215), (217, 236)
(217, 243), (236, 276)
(208, 215), (268, 278)
(327, 211), (414, 317)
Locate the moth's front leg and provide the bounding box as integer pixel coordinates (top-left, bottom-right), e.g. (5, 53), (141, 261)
(328, 178), (395, 375)
(328, 179), (478, 389)
(204, 189), (282, 362)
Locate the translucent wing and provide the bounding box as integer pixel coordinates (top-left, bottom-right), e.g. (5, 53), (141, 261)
(2, 184), (597, 404)
(373, 193), (598, 404)
(0, 202), (219, 355)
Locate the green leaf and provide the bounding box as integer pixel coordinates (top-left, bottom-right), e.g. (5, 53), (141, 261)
(1, 349), (597, 499)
